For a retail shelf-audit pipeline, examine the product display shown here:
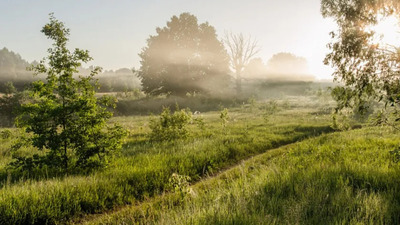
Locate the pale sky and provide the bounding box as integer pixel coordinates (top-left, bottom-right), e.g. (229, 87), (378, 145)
(0, 0), (337, 80)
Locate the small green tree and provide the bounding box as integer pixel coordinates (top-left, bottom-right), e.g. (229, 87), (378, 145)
(149, 107), (192, 141)
(11, 14), (126, 172)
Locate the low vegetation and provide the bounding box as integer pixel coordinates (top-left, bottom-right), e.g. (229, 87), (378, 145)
(80, 126), (400, 225)
(149, 107), (192, 141)
(0, 96), (335, 224)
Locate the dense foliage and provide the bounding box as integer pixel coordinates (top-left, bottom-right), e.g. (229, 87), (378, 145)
(0, 82), (25, 127)
(10, 14), (126, 172)
(321, 0), (400, 124)
(149, 107), (192, 141)
(139, 13), (230, 96)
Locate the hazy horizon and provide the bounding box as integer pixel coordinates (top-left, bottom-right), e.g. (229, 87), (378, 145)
(0, 0), (336, 80)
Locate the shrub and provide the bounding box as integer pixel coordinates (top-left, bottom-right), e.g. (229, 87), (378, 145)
(220, 108), (230, 128)
(149, 107), (192, 141)
(0, 82), (25, 127)
(168, 173), (192, 199)
(263, 100), (280, 124)
(193, 116), (206, 130)
(0, 129), (12, 139)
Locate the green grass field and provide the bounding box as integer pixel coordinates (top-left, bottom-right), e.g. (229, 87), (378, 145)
(2, 94), (399, 224)
(81, 126), (400, 225)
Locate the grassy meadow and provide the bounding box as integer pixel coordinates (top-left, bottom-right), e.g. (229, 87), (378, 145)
(81, 126), (400, 225)
(0, 90), (338, 224)
(1, 84), (399, 224)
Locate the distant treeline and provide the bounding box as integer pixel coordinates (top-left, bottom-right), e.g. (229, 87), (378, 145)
(77, 66), (142, 92)
(0, 47), (36, 91)
(0, 47), (141, 93)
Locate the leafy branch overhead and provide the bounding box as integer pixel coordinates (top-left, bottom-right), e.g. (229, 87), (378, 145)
(321, 0), (400, 125)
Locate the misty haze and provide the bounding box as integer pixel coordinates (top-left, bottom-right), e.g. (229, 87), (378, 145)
(1, 0), (400, 224)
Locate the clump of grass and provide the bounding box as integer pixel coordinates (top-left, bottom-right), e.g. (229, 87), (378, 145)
(263, 100), (280, 124)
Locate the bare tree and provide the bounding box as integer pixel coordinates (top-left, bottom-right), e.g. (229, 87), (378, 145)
(224, 32), (260, 94)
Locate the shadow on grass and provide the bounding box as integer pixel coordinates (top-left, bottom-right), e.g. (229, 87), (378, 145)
(115, 96), (246, 116)
(200, 167), (400, 225)
(293, 125), (335, 134)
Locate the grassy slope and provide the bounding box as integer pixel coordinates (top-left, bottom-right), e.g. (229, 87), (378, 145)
(0, 97), (334, 224)
(81, 127), (400, 225)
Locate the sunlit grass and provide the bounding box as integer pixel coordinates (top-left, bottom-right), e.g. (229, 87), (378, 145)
(0, 96), (336, 224)
(82, 127), (400, 225)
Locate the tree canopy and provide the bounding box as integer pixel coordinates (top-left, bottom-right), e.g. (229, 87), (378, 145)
(11, 14), (126, 172)
(322, 0), (400, 124)
(266, 52), (309, 75)
(242, 58), (267, 78)
(138, 13), (230, 96)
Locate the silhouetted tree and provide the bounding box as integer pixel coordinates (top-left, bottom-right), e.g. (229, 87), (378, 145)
(242, 58), (267, 78)
(266, 52), (309, 75)
(139, 13), (230, 96)
(223, 32), (260, 94)
(322, 0), (400, 125)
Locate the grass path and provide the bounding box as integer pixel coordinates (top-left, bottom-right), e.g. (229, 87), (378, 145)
(71, 141), (291, 224)
(0, 101), (338, 224)
(73, 128), (336, 225)
(76, 127), (400, 225)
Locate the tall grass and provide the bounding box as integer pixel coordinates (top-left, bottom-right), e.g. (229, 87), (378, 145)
(0, 98), (334, 224)
(83, 127), (400, 225)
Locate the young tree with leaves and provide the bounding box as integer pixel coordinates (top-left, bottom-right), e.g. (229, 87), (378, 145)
(11, 14), (126, 172)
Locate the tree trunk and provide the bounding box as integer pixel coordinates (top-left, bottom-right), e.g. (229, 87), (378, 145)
(64, 142), (68, 172)
(236, 72), (242, 95)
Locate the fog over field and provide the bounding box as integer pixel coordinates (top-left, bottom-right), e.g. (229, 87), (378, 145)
(1, 1), (400, 225)
(0, 0), (335, 81)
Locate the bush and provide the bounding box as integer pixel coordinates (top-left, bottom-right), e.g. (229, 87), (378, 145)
(0, 129), (12, 139)
(0, 82), (25, 127)
(263, 100), (280, 124)
(149, 107), (192, 141)
(168, 173), (191, 199)
(220, 108), (230, 127)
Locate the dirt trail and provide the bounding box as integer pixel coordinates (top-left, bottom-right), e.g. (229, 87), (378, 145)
(69, 131), (331, 225)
